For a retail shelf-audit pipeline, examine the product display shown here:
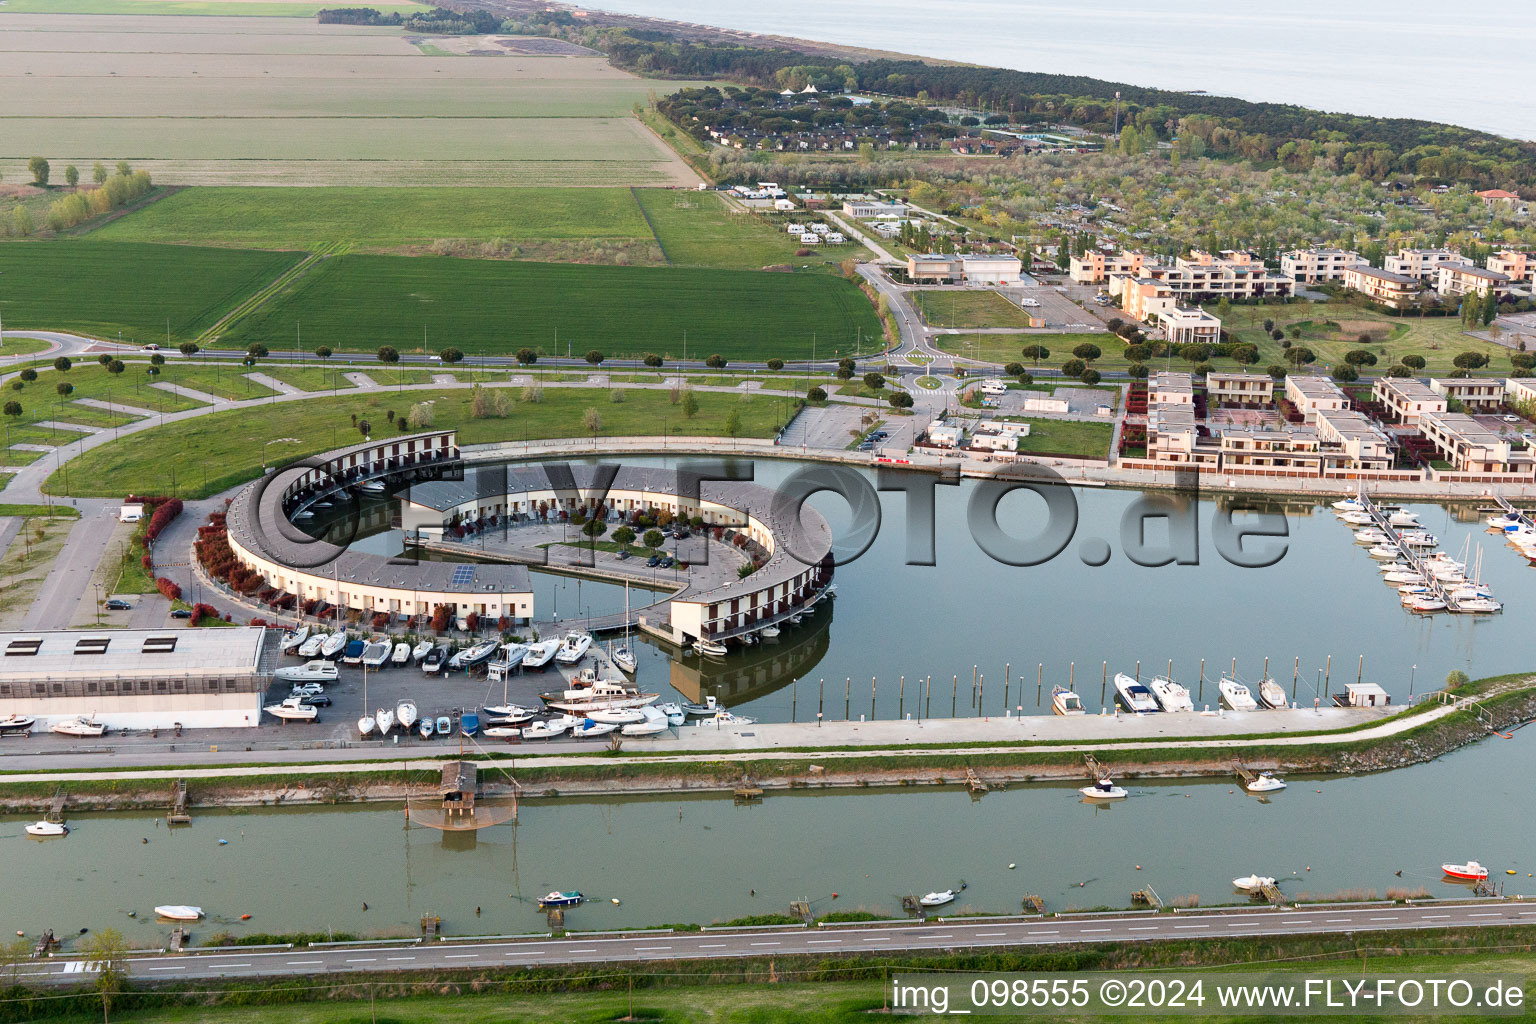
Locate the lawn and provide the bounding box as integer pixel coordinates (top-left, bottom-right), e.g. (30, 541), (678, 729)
(634, 189), (868, 270)
(2, 362), (281, 435)
(914, 289), (1033, 328)
(218, 253), (884, 362)
(938, 332), (1110, 365)
(0, 334), (51, 357)
(96, 187), (662, 260)
(1014, 418), (1115, 459)
(0, 241), (302, 345)
(49, 386), (786, 498)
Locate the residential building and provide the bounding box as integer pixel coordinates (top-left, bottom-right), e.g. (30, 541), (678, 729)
(1147, 401), (1213, 464)
(1315, 408), (1394, 470)
(1149, 371), (1194, 405)
(1487, 250), (1535, 285)
(1206, 371), (1274, 407)
(1419, 411), (1534, 475)
(1068, 250), (1147, 284)
(1341, 265), (1421, 310)
(1474, 188), (1522, 211)
(1429, 377), (1505, 410)
(1384, 248), (1471, 281)
(842, 200), (905, 218)
(1280, 247), (1362, 284)
(1156, 306), (1222, 345)
(1218, 427), (1322, 472)
(1284, 375), (1350, 422)
(1436, 263), (1512, 300)
(1506, 377), (1536, 407)
(1372, 377), (1447, 425)
(1104, 249), (1291, 303)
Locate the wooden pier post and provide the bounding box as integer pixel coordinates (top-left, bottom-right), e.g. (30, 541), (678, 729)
(899, 676), (905, 719)
(925, 675), (931, 720)
(1356, 654), (1363, 685)
(1262, 656), (1269, 683)
(1166, 658), (1173, 683)
(1292, 657), (1299, 701)
(870, 677), (877, 720)
(1098, 661), (1105, 710)
(1134, 659), (1140, 681)
(1198, 658), (1205, 703)
(791, 679), (797, 723)
(977, 674), (984, 717)
(1037, 663), (1042, 708)
(1325, 654), (1332, 689)
(845, 677), (851, 720)
(971, 665), (978, 708)
(1230, 656), (1237, 681)
(818, 678), (824, 721)
(1004, 663), (1010, 716)
(952, 675), (958, 717)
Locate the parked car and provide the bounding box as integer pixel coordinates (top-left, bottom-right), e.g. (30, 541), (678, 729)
(105, 598), (132, 610)
(616, 549), (631, 560)
(297, 693), (332, 707)
(1504, 414), (1521, 423)
(170, 609), (192, 619)
(659, 557), (675, 569)
(646, 554), (661, 567)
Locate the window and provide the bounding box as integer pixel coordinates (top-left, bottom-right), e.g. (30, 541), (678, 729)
(142, 636), (178, 654)
(74, 637), (111, 656)
(5, 639), (42, 657)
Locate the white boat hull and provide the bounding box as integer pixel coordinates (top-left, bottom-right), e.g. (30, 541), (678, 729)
(25, 821), (68, 837)
(154, 905), (204, 922)
(396, 701), (418, 729)
(358, 716), (376, 736)
(374, 708), (395, 734)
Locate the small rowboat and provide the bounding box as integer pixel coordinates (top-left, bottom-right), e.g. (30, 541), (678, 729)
(154, 905), (204, 922)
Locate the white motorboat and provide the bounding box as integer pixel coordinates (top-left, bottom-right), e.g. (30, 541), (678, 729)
(1148, 676), (1194, 713)
(1453, 596), (1503, 614)
(361, 641), (391, 669)
(417, 718), (434, 740)
(523, 639), (560, 669)
(1383, 570), (1426, 585)
(1233, 875), (1276, 894)
(319, 632), (347, 659)
(555, 631), (593, 665)
(279, 624), (310, 653)
(1353, 528), (1389, 545)
(374, 707), (395, 735)
(274, 660), (338, 684)
(0, 714), (36, 734)
(410, 640), (434, 663)
(358, 715), (376, 737)
(1246, 771), (1287, 793)
(496, 642), (529, 670)
(758, 624), (781, 640)
(298, 633), (326, 658)
(1112, 673), (1160, 713)
(681, 697), (718, 716)
(715, 710), (756, 725)
(621, 706), (670, 736)
(1367, 544), (1401, 560)
(693, 638), (728, 657)
(1399, 531), (1438, 548)
(422, 645), (450, 674)
(1406, 594), (1448, 612)
(1217, 678), (1260, 711)
(788, 613), (804, 625)
(571, 718), (618, 738)
(1443, 860), (1489, 881)
(1488, 511), (1523, 529)
(656, 702), (687, 726)
(435, 715), (452, 735)
(1050, 685), (1085, 716)
(587, 707), (645, 725)
(1081, 778), (1127, 800)
(521, 717), (574, 740)
(154, 905), (204, 922)
(24, 821), (68, 838)
(395, 700), (418, 730)
(483, 725), (521, 740)
(611, 645), (637, 674)
(918, 890), (955, 907)
(1378, 560), (1413, 574)
(1332, 497), (1365, 512)
(51, 717), (108, 737)
(483, 704), (539, 723)
(358, 479), (387, 494)
(1337, 510), (1373, 525)
(263, 698), (317, 722)
(391, 642), (411, 665)
(449, 639), (500, 670)
(1257, 679), (1288, 709)
(1388, 510), (1420, 527)
(541, 669), (659, 713)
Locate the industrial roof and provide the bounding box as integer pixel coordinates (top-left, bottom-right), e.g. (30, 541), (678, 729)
(0, 627), (270, 681)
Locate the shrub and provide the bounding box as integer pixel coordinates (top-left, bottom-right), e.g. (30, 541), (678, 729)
(642, 353), (663, 368)
(1061, 358), (1086, 377)
(1080, 368), (1101, 385)
(1332, 364), (1359, 382)
(766, 358), (785, 371)
(1128, 363), (1149, 379)
(584, 349), (604, 365)
(1400, 354), (1426, 370)
(806, 386), (828, 402)
(888, 390), (913, 408)
(705, 354), (727, 368)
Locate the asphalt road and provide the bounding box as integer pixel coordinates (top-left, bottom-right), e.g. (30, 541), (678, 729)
(19, 901), (1535, 984)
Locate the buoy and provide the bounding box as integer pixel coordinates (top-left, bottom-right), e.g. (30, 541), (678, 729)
(1008, 863), (1016, 870)
(142, 838), (148, 844)
(241, 914), (251, 921)
(611, 898), (621, 905)
(127, 911), (136, 918)
(1508, 870), (1517, 875)
(831, 893), (838, 899)
(14, 931), (22, 938)
(1135, 865), (1141, 871)
(218, 839), (228, 845)
(1306, 866), (1311, 871)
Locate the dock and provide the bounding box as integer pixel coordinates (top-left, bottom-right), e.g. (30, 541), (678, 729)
(167, 779), (190, 824)
(1131, 885), (1161, 909)
(1232, 762), (1256, 788)
(1258, 881), (1287, 908)
(1352, 492), (1464, 612)
(964, 767), (989, 795)
(46, 787), (65, 824)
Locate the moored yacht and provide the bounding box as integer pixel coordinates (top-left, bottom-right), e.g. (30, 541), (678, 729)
(554, 631), (593, 665)
(541, 669), (659, 713)
(279, 625), (310, 653)
(522, 639), (560, 669)
(1257, 678), (1288, 709)
(1217, 678), (1260, 711)
(1148, 676), (1193, 713)
(1050, 685), (1085, 716)
(1112, 673), (1160, 714)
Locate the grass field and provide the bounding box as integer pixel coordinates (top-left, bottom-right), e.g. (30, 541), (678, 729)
(49, 386), (786, 497)
(938, 332), (1109, 365)
(0, 241), (302, 344)
(635, 189), (869, 270)
(1014, 418), (1114, 458)
(915, 289), (1034, 328)
(219, 253), (883, 361)
(0, 334), (51, 357)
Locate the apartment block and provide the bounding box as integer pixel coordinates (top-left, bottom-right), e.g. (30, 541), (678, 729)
(1315, 408), (1394, 470)
(1506, 377), (1536, 406)
(1436, 263), (1512, 299)
(1284, 375), (1350, 422)
(1280, 247), (1361, 284)
(1147, 401), (1213, 464)
(1371, 377), (1447, 425)
(1149, 371), (1194, 405)
(1429, 377), (1505, 410)
(1156, 306), (1222, 344)
(1487, 250), (1535, 285)
(1068, 250), (1147, 284)
(1384, 248), (1471, 281)
(1206, 371), (1274, 407)
(1218, 427), (1322, 471)
(1419, 411), (1534, 475)
(1342, 265), (1421, 310)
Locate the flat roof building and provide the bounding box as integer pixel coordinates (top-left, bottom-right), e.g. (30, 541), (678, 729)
(842, 200), (905, 218)
(1385, 248), (1471, 281)
(1419, 411), (1534, 475)
(1284, 375), (1350, 422)
(1488, 250), (1535, 285)
(1206, 371), (1274, 407)
(1156, 306), (1221, 344)
(1280, 247), (1361, 284)
(1149, 371), (1194, 405)
(1342, 265), (1421, 310)
(1436, 263), (1512, 299)
(1429, 377), (1505, 410)
(1371, 377), (1448, 425)
(1315, 408), (1394, 470)
(1069, 250), (1147, 284)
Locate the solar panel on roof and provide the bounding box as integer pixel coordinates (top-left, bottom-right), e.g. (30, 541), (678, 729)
(451, 565), (475, 585)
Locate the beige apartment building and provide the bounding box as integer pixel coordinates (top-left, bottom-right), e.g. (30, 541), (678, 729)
(1342, 265), (1421, 310)
(1384, 248), (1472, 281)
(1280, 247), (1361, 284)
(1284, 375), (1350, 422)
(1436, 263), (1512, 299)
(1506, 377), (1536, 407)
(1429, 377), (1505, 410)
(1206, 371), (1274, 407)
(1219, 427), (1322, 472)
(1315, 408), (1394, 471)
(1419, 411), (1534, 475)
(1069, 250), (1147, 284)
(1371, 377), (1447, 425)
(1487, 250), (1535, 285)
(1149, 371), (1194, 405)
(1157, 306), (1222, 344)
(1147, 401), (1215, 465)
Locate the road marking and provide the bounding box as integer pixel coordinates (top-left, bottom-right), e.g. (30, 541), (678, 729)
(699, 944), (726, 949)
(386, 957), (415, 962)
(569, 949), (597, 953)
(1326, 918), (1351, 923)
(287, 960), (324, 966)
(148, 965), (185, 971)
(926, 934), (952, 939)
(1420, 915), (1451, 920)
(1128, 926), (1159, 932)
(223, 963), (254, 968)
(1030, 930), (1059, 935)
(1227, 923), (1256, 928)
(861, 937), (891, 943)
(345, 958), (377, 963)
(976, 932), (1007, 938)
(806, 939), (843, 945)
(1080, 928), (1111, 934)
(1369, 916), (1399, 921)
(444, 954), (478, 959)
(633, 946), (671, 952)
(1174, 925), (1209, 930)
(750, 942), (781, 947)
(1469, 912), (1502, 918)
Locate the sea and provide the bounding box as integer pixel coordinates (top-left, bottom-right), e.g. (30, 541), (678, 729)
(582, 0), (1534, 141)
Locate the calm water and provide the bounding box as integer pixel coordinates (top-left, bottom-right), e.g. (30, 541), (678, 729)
(7, 727), (1534, 939)
(584, 0), (1533, 139)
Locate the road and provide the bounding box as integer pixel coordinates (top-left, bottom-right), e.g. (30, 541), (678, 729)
(18, 901), (1536, 984)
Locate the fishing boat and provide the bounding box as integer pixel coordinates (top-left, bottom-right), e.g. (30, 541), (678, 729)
(395, 700), (418, 730)
(522, 639), (560, 669)
(1050, 686), (1085, 716)
(422, 645), (450, 674)
(715, 711), (756, 726)
(571, 718), (617, 738)
(587, 707), (645, 725)
(1148, 676), (1194, 713)
(918, 890), (955, 907)
(357, 715), (376, 737)
(435, 715), (452, 736)
(541, 670), (659, 713)
(1246, 771), (1286, 793)
(319, 632), (347, 659)
(24, 821), (68, 838)
(417, 718), (434, 740)
(342, 639), (366, 664)
(1442, 861), (1489, 881)
(1232, 875), (1275, 895)
(758, 624), (781, 640)
(410, 640), (434, 663)
(537, 891), (584, 909)
(620, 706), (670, 736)
(279, 625), (310, 653)
(521, 717), (574, 740)
(1081, 777), (1127, 800)
(0, 714), (35, 734)
(1112, 673), (1160, 713)
(154, 906), (203, 922)
(459, 711), (478, 737)
(391, 642), (411, 666)
(374, 706), (395, 735)
(483, 704), (538, 724)
(361, 640), (391, 669)
(656, 702), (687, 726)
(51, 717), (108, 737)
(693, 638), (728, 657)
(680, 698), (718, 716)
(1257, 679), (1288, 709)
(554, 631), (593, 665)
(274, 660), (338, 684)
(449, 639), (500, 671)
(1217, 678), (1260, 711)
(298, 633), (327, 658)
(263, 698), (317, 722)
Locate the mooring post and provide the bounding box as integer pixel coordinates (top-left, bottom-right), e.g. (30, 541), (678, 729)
(845, 677), (851, 720)
(1325, 654), (1332, 689)
(870, 677), (877, 720)
(1356, 654), (1363, 685)
(971, 665), (978, 708)
(1135, 659), (1140, 681)
(1198, 658), (1205, 702)
(1004, 663), (1010, 717)
(925, 675), (931, 720)
(977, 674), (984, 717)
(791, 679), (797, 723)
(952, 675), (958, 717)
(899, 675), (905, 719)
(1230, 656), (1237, 681)
(1037, 663), (1043, 708)
(1292, 656), (1300, 701)
(1263, 656), (1270, 683)
(818, 678), (824, 721)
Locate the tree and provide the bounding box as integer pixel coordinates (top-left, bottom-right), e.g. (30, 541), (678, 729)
(1344, 349), (1377, 366)
(98, 353), (114, 366)
(584, 349), (605, 366)
(149, 353), (165, 366)
(1266, 364), (1288, 379)
(1080, 368), (1102, 385)
(439, 347), (463, 364)
(1284, 346), (1316, 368)
(1386, 364), (1412, 377)
(1021, 344), (1049, 362)
(807, 385), (828, 402)
(862, 371), (885, 390)
(1003, 362), (1025, 377)
(724, 407), (742, 438)
(92, 162), (107, 185)
(582, 406), (602, 434)
(2, 401), (20, 419)
(83, 926), (127, 1022)
(1072, 342), (1102, 363)
(116, 160), (131, 177)
(705, 354), (727, 368)
(27, 156), (49, 186)
(53, 356), (72, 372)
(377, 345), (399, 364)
(107, 359), (125, 375)
(582, 516), (607, 543)
(643, 528), (664, 550)
(178, 343), (198, 358)
(642, 353), (663, 368)
(1271, 328), (1285, 341)
(1231, 344), (1259, 365)
(766, 358), (785, 371)
(612, 525), (635, 548)
(1446, 670), (1469, 689)
(246, 343), (268, 359)
(358, 419), (371, 436)
(1127, 362), (1149, 379)
(834, 364), (854, 380)
(1453, 350), (1489, 370)
(1015, 371), (1033, 386)
(1332, 364), (1359, 382)
(315, 345), (333, 359)
(64, 164), (79, 188)
(681, 388), (700, 419)
(888, 390), (914, 408)
(1061, 358), (1086, 377)
(18, 369), (36, 383)
(1261, 318), (1275, 333)
(56, 381), (74, 396)
(1400, 354), (1426, 370)
(515, 347), (537, 365)
(1288, 326), (1302, 340)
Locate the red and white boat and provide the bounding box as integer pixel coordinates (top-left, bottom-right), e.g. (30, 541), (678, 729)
(1442, 861), (1488, 881)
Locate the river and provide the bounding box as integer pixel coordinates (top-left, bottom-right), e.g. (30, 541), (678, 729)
(582, 0), (1534, 140)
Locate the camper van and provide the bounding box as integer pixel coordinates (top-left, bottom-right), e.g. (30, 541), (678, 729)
(979, 379), (1009, 396)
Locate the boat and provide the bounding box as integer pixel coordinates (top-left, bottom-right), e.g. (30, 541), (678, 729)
(1399, 531), (1438, 548)
(1442, 861), (1489, 881)
(417, 718), (434, 740)
(1353, 528), (1390, 545)
(612, 645), (637, 674)
(263, 698), (317, 722)
(490, 643), (529, 676)
(620, 706), (670, 736)
(1081, 778), (1127, 800)
(571, 718), (618, 738)
(918, 890), (955, 907)
(342, 639), (366, 664)
(587, 707), (645, 725)
(1406, 594), (1448, 612)
(715, 711), (756, 725)
(555, 631), (593, 665)
(460, 712), (479, 737)
(358, 479), (387, 494)
(483, 704), (539, 723)
(24, 821), (67, 838)
(449, 639), (499, 671)
(395, 700), (418, 730)
(522, 639), (560, 669)
(0, 714), (35, 734)
(521, 717), (574, 740)
(1454, 596), (1503, 614)
(1112, 673), (1159, 714)
(1257, 678), (1288, 709)
(293, 509), (314, 521)
(656, 702), (687, 726)
(358, 715), (376, 737)
(1332, 497), (1365, 512)
(51, 717), (108, 737)
(391, 642), (411, 665)
(1383, 570), (1426, 585)
(298, 633), (326, 658)
(374, 706), (395, 735)
(1233, 875), (1276, 895)
(693, 638), (728, 657)
(1487, 511), (1523, 529)
(1388, 510), (1420, 527)
(1246, 771), (1287, 793)
(319, 632), (347, 659)
(758, 624), (781, 640)
(1367, 544), (1401, 560)
(541, 669), (659, 713)
(279, 625), (310, 653)
(435, 715), (452, 736)
(1338, 510), (1373, 525)
(361, 641), (391, 669)
(680, 698), (718, 716)
(1148, 676), (1194, 713)
(740, 633), (756, 646)
(154, 905), (204, 922)
(1050, 685), (1085, 716)
(410, 640), (434, 663)
(483, 725), (521, 740)
(788, 613), (804, 625)
(1217, 678), (1260, 711)
(537, 891), (584, 909)
(273, 660), (338, 684)
(422, 645), (450, 674)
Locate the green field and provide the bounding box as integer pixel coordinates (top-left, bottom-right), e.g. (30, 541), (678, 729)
(635, 189), (868, 270)
(219, 253), (883, 361)
(0, 241), (302, 344)
(915, 289), (1033, 328)
(1014, 418), (1114, 458)
(50, 385), (785, 497)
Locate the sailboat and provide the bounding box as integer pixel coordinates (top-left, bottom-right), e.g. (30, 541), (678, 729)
(612, 581), (637, 673)
(279, 624), (310, 653)
(396, 701), (418, 730)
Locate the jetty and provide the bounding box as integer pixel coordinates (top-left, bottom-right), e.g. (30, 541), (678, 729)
(167, 779), (190, 824)
(1353, 492), (1464, 612)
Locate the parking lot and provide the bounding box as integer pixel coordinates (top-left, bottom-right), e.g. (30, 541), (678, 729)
(1001, 284), (1112, 332)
